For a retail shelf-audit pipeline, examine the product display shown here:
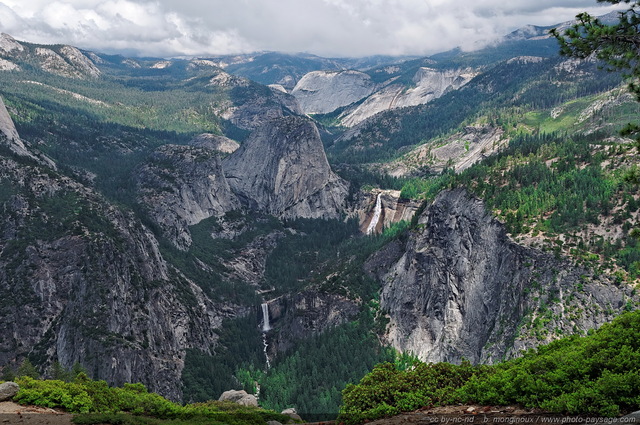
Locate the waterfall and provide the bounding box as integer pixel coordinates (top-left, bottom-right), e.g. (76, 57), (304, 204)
(261, 302), (271, 332)
(262, 333), (271, 369)
(261, 302), (271, 369)
(366, 193), (383, 235)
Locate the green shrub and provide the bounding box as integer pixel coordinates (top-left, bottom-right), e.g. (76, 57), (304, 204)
(458, 311), (640, 416)
(13, 375), (291, 425)
(338, 311), (640, 424)
(338, 361), (481, 424)
(14, 377), (93, 413)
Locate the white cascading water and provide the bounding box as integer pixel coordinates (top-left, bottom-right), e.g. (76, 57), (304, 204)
(261, 302), (271, 369)
(262, 333), (271, 369)
(261, 302), (271, 332)
(366, 193), (383, 235)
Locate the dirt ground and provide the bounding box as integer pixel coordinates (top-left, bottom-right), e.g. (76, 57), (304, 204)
(303, 405), (640, 425)
(0, 402), (73, 425)
(355, 405), (640, 425)
(0, 402), (637, 425)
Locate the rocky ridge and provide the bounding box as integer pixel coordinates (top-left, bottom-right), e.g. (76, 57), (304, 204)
(0, 34), (100, 79)
(367, 188), (636, 364)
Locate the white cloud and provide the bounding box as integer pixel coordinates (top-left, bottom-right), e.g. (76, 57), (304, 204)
(0, 0), (626, 58)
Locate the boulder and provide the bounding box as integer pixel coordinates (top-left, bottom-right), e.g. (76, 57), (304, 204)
(218, 389), (258, 407)
(281, 407), (303, 421)
(0, 381), (19, 401)
(267, 421), (283, 425)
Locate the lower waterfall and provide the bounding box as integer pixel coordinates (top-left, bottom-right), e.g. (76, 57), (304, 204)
(366, 193), (383, 235)
(262, 333), (271, 369)
(261, 302), (271, 369)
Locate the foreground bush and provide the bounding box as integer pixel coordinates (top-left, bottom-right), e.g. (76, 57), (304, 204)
(338, 361), (482, 424)
(338, 311), (640, 424)
(459, 311), (640, 417)
(13, 375), (290, 425)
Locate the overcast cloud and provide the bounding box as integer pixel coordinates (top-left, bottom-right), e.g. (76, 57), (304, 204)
(0, 0), (625, 58)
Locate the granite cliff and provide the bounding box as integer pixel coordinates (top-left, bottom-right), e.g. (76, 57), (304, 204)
(291, 70), (376, 115)
(339, 67), (475, 127)
(135, 144), (240, 250)
(223, 116), (349, 219)
(367, 188), (636, 364)
(0, 110), (228, 401)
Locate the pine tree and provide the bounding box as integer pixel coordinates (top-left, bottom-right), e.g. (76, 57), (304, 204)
(551, 1), (640, 143)
(16, 359), (39, 379)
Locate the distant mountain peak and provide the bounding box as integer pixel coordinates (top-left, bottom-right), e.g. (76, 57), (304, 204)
(0, 33), (24, 54)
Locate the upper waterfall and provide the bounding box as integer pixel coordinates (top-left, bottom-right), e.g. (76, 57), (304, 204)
(261, 302), (271, 332)
(366, 193), (383, 235)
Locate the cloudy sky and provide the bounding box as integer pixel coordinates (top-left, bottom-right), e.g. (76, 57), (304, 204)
(0, 0), (625, 58)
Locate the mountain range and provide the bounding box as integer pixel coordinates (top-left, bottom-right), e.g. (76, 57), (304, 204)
(0, 11), (639, 417)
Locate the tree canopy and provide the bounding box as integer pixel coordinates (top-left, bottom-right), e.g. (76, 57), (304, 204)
(551, 1), (640, 142)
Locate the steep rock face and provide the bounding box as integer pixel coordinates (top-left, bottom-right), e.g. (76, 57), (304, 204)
(0, 96), (22, 148)
(262, 291), (359, 355)
(223, 116), (348, 219)
(136, 144), (239, 249)
(0, 118), (225, 401)
(340, 68), (475, 127)
(369, 189), (635, 364)
(291, 70), (376, 114)
(0, 156), (224, 400)
(0, 96), (55, 168)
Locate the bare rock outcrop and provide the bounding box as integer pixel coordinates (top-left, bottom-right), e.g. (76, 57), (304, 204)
(0, 33), (24, 54)
(291, 70), (376, 114)
(339, 67), (475, 127)
(136, 144), (240, 249)
(370, 188), (636, 364)
(382, 125), (508, 177)
(189, 133), (240, 154)
(223, 116), (348, 219)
